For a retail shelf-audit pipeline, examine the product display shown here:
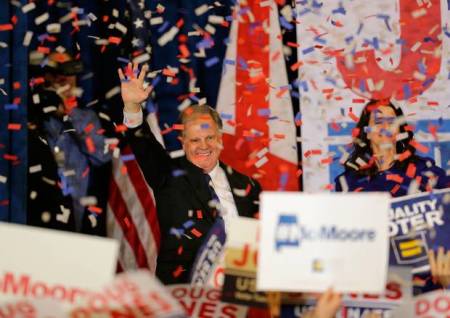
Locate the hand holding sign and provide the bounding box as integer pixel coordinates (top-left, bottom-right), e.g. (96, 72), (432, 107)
(300, 288), (342, 318)
(428, 247), (450, 288)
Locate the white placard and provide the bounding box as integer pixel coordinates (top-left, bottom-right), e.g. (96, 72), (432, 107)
(257, 192), (390, 293)
(0, 222), (118, 300)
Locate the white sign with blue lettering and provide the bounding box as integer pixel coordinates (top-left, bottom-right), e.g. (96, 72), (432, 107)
(257, 192), (390, 293)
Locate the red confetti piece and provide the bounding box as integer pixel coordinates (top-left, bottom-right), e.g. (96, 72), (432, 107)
(190, 228), (202, 238)
(81, 166), (90, 178)
(108, 36), (122, 45)
(160, 127), (173, 135)
(11, 16), (17, 25)
(273, 133), (285, 139)
(271, 51), (281, 62)
(397, 150), (412, 162)
(13, 97), (21, 105)
(13, 82), (21, 90)
(88, 206), (103, 214)
(0, 200), (9, 206)
(177, 245), (183, 255)
(84, 123), (94, 134)
(406, 163), (417, 178)
(172, 124), (184, 131)
(320, 156), (333, 165)
(85, 137), (95, 153)
(173, 265), (184, 278)
(3, 154), (18, 161)
(390, 184), (401, 195)
(0, 24), (13, 31)
(386, 174), (404, 183)
(410, 140), (429, 154)
(37, 46), (50, 54)
(7, 123), (21, 131)
(352, 98), (366, 103)
(290, 61), (303, 71)
(196, 210), (203, 219)
(287, 41), (300, 48)
(276, 88), (289, 98)
(115, 124), (128, 133)
(120, 165), (128, 175)
(348, 108), (359, 122)
(427, 101), (439, 107)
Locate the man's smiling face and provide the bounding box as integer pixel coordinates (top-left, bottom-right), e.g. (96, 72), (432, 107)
(182, 114), (223, 173)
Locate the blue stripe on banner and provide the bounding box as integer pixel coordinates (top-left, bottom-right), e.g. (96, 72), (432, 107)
(9, 1), (28, 224)
(328, 119), (450, 137)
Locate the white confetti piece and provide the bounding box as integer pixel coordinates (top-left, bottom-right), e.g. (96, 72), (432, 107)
(46, 23), (61, 34)
(29, 165), (42, 174)
(105, 86), (121, 99)
(132, 53), (151, 64)
(0, 175), (7, 183)
(23, 31), (33, 46)
(169, 149), (185, 159)
(255, 156), (268, 168)
(158, 26), (179, 47)
(195, 4), (209, 16)
(22, 2), (36, 13)
(115, 22), (128, 34)
(150, 17), (163, 25)
(35, 13), (49, 26)
(208, 15), (224, 24)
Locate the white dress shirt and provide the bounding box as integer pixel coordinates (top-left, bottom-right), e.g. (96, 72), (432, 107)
(207, 163), (239, 233)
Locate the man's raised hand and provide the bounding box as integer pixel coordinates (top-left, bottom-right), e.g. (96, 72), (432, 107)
(118, 62), (151, 113)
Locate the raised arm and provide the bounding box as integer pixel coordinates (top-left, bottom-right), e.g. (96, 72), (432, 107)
(118, 63), (172, 189)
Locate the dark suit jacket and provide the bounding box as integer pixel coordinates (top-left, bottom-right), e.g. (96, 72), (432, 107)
(127, 121), (261, 284)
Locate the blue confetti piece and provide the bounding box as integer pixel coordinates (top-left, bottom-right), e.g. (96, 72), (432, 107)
(146, 100), (156, 113)
(197, 38), (214, 50)
(403, 84), (411, 99)
(190, 95), (200, 102)
(312, 0), (323, 8)
(332, 6), (346, 15)
(157, 21), (169, 33)
(302, 46), (315, 55)
(396, 38), (405, 45)
(121, 154), (136, 162)
(238, 57), (248, 70)
(257, 108), (271, 117)
(279, 172), (289, 189)
(268, 116), (279, 121)
(224, 59), (235, 66)
(295, 112), (302, 121)
(423, 77), (434, 87)
(117, 57), (130, 64)
(359, 79), (366, 93)
(325, 77), (337, 86)
(314, 36), (327, 44)
(298, 8), (311, 16)
(300, 80), (309, 92)
(201, 123), (211, 129)
(172, 169), (186, 177)
(5, 104), (18, 110)
(205, 57), (219, 68)
(418, 61), (426, 74)
(183, 220), (194, 229)
(372, 37), (379, 50)
(279, 16), (293, 30)
(291, 91), (300, 99)
(151, 76), (161, 87)
(220, 112), (233, 120)
(170, 228), (184, 237)
(357, 23), (364, 35)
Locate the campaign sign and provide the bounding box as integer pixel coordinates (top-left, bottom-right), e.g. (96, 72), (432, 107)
(0, 222), (118, 302)
(389, 188), (450, 273)
(221, 217), (268, 308)
(258, 192), (390, 293)
(414, 289), (450, 317)
(168, 285), (248, 318)
(190, 219), (227, 287)
(282, 266), (412, 318)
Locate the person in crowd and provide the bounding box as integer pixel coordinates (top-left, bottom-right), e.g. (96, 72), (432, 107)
(335, 99), (450, 293)
(28, 50), (112, 234)
(118, 63), (261, 284)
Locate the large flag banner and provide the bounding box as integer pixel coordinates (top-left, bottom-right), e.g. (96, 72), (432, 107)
(216, 0), (299, 191)
(389, 188), (450, 273)
(296, 0), (450, 191)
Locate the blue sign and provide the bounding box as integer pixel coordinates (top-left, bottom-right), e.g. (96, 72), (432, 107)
(388, 189), (450, 272)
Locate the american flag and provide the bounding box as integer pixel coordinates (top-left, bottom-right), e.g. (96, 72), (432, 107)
(107, 0), (161, 273)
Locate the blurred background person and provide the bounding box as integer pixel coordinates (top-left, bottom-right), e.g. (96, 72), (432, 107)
(27, 49), (112, 234)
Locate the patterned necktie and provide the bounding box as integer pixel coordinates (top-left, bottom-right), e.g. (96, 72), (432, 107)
(204, 173), (220, 203)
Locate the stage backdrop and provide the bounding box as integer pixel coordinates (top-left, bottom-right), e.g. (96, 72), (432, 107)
(296, 0), (450, 192)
